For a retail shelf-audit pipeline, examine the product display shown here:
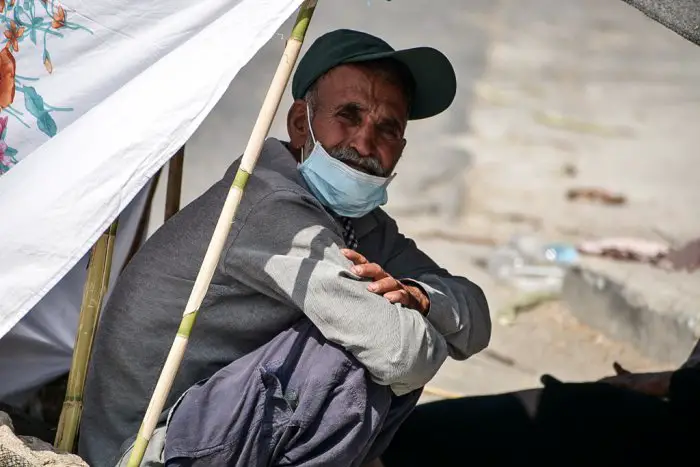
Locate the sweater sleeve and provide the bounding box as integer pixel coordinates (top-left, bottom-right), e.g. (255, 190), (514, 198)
(224, 189), (448, 395)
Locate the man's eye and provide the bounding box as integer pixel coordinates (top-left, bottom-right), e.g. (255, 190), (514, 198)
(338, 111), (356, 122)
(379, 126), (401, 140)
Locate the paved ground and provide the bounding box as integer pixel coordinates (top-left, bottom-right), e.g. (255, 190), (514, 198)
(450, 0), (700, 246)
(402, 239), (667, 402)
(565, 258), (700, 365)
(147, 0), (699, 400)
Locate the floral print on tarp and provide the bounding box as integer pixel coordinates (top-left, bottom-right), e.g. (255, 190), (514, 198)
(0, 0), (91, 174)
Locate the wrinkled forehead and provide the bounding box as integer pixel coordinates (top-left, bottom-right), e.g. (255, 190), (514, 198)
(314, 64), (410, 121)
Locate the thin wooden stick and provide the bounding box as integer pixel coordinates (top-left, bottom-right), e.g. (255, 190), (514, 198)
(126, 2), (319, 465)
(165, 146), (185, 222)
(54, 221), (118, 453)
(423, 385), (464, 400)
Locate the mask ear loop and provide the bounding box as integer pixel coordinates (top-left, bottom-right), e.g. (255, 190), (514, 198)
(306, 103), (317, 142)
(300, 103), (318, 164)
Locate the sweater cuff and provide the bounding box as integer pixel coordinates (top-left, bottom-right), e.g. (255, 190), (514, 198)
(400, 278), (456, 336)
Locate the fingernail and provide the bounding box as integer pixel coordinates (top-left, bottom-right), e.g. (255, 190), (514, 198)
(351, 266), (361, 274)
(367, 284), (377, 292)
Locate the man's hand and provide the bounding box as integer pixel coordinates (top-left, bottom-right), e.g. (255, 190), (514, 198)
(598, 362), (672, 398)
(342, 249), (430, 315)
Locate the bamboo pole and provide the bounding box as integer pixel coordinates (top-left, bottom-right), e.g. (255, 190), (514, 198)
(54, 221), (118, 453)
(126, 2), (319, 465)
(165, 146), (185, 222)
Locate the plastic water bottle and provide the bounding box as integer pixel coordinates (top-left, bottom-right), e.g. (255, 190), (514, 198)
(543, 243), (579, 264)
(487, 235), (578, 292)
(511, 235), (579, 265)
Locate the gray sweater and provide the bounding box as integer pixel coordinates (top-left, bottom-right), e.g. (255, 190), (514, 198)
(79, 138), (491, 466)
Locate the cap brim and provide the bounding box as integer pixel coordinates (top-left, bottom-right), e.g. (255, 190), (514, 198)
(345, 47), (457, 120)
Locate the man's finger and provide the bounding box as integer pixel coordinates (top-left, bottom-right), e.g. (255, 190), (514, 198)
(352, 263), (387, 279)
(384, 290), (411, 306)
(367, 276), (400, 294)
(341, 248), (368, 265)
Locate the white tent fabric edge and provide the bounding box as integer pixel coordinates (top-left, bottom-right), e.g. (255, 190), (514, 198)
(0, 183), (153, 403)
(0, 0), (304, 339)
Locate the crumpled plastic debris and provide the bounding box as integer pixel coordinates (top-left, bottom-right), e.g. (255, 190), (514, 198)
(577, 237), (669, 263)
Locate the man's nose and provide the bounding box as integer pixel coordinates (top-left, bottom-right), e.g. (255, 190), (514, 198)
(349, 123), (376, 158)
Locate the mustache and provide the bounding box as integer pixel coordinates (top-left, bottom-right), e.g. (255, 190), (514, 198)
(329, 146), (386, 177)
(304, 138), (387, 177)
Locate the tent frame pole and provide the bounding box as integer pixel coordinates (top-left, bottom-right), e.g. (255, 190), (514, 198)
(165, 146), (185, 222)
(54, 142), (186, 453)
(126, 1), (319, 465)
(54, 221), (118, 453)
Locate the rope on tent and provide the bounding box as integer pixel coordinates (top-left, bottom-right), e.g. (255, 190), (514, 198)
(126, 2), (320, 465)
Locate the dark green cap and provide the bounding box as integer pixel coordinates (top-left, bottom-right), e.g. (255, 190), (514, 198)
(291, 29), (456, 120)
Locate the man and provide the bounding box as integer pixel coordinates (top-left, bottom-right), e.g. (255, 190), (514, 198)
(79, 29), (491, 467)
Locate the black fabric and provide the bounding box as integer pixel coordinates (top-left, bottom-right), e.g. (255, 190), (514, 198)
(534, 380), (676, 465)
(382, 373), (700, 466)
(381, 393), (538, 466)
(291, 29), (456, 120)
(668, 367), (700, 428)
(621, 0), (700, 46)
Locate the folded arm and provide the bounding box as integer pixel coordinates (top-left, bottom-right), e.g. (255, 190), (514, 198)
(224, 190), (448, 394)
(378, 214), (492, 360)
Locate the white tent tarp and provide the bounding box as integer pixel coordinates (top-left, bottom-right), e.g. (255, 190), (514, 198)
(0, 183), (151, 404)
(0, 0), (303, 338)
(0, 0), (303, 399)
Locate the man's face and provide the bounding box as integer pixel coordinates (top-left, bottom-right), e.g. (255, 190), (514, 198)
(290, 64), (409, 177)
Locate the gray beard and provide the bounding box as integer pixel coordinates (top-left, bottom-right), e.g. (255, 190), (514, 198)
(303, 137), (387, 177)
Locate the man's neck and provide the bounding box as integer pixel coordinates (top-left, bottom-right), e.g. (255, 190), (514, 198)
(282, 141), (302, 164)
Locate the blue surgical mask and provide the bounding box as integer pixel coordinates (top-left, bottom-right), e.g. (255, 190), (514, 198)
(298, 106), (396, 218)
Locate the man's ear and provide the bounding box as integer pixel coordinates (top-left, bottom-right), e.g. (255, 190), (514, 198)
(389, 138), (407, 173)
(287, 99), (309, 152)
(394, 138), (406, 169)
(397, 137), (407, 163)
